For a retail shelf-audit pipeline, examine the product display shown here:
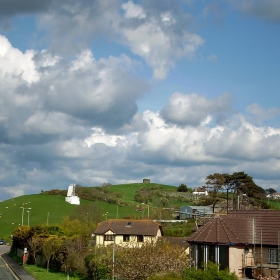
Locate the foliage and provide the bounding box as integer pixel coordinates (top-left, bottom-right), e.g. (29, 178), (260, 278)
(12, 225), (32, 249)
(26, 236), (42, 265)
(149, 272), (182, 280)
(205, 172), (266, 211)
(162, 220), (195, 237)
(205, 173), (225, 212)
(266, 188), (277, 195)
(177, 184), (189, 193)
(59, 237), (89, 277)
(42, 236), (63, 272)
(181, 262), (238, 280)
(86, 246), (112, 280)
(112, 240), (189, 280)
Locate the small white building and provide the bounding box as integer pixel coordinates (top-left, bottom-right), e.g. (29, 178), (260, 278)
(65, 184), (80, 205)
(193, 187), (208, 196)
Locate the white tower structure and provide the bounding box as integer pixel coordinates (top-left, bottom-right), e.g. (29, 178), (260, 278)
(65, 184), (80, 205)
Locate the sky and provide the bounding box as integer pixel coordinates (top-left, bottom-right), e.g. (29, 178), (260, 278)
(0, 0), (280, 200)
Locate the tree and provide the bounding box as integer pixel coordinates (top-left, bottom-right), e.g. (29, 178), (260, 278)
(60, 237), (88, 278)
(112, 240), (189, 280)
(266, 188), (277, 195)
(205, 173), (225, 213)
(177, 184), (188, 192)
(42, 236), (62, 272)
(26, 236), (42, 265)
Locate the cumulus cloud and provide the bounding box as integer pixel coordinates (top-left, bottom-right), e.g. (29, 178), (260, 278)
(0, 37), (149, 146)
(160, 92), (233, 127)
(120, 1), (204, 79)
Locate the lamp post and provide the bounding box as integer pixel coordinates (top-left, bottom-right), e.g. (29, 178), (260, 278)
(27, 210), (30, 226)
(104, 212), (108, 221)
(21, 205), (31, 225)
(142, 203), (150, 219)
(112, 233), (116, 280)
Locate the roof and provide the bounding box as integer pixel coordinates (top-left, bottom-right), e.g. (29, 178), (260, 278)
(187, 210), (280, 246)
(94, 219), (163, 236)
(193, 187), (207, 192)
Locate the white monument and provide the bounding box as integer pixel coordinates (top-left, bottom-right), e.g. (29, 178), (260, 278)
(65, 184), (80, 205)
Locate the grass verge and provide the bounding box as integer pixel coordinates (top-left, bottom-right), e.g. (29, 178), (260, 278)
(23, 265), (86, 280)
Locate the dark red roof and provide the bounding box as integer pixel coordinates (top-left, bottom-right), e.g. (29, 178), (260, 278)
(94, 219), (163, 236)
(187, 210), (280, 246)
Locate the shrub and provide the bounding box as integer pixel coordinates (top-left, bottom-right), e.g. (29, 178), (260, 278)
(181, 262), (238, 280)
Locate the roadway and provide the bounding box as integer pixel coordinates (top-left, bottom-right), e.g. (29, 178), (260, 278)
(0, 245), (36, 280)
(0, 245), (18, 280)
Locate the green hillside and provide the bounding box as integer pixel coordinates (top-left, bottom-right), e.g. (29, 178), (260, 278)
(0, 182), (189, 241)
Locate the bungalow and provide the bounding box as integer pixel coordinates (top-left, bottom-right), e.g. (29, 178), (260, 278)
(187, 210), (280, 279)
(94, 219), (163, 247)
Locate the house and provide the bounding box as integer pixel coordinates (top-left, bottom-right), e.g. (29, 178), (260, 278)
(267, 192), (280, 199)
(187, 210), (280, 279)
(193, 187), (208, 196)
(178, 205), (213, 220)
(94, 219), (163, 247)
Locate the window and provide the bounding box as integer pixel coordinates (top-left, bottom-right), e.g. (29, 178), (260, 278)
(123, 235), (130, 242)
(104, 235), (114, 241)
(219, 246), (229, 270)
(269, 248), (279, 264)
(137, 235), (144, 242)
(197, 245), (204, 269)
(193, 245), (229, 270)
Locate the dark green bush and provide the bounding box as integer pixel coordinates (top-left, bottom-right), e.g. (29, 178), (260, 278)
(181, 262), (238, 280)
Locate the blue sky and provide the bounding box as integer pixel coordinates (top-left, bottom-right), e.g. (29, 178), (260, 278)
(0, 0), (280, 200)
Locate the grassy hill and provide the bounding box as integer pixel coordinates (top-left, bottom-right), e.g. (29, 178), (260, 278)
(0, 182), (190, 241)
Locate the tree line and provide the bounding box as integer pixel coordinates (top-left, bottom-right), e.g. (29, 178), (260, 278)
(204, 171), (266, 212)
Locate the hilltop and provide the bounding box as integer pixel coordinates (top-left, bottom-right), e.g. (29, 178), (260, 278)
(0, 182), (194, 240)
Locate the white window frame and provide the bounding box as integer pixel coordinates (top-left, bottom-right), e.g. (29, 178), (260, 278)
(268, 248), (279, 264)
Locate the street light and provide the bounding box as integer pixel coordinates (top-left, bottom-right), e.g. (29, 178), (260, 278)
(27, 210), (30, 226)
(21, 205), (31, 225)
(104, 212), (109, 221)
(142, 203), (150, 219)
(112, 233), (116, 280)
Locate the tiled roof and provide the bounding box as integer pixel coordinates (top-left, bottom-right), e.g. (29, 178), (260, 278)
(187, 210), (280, 246)
(94, 219), (163, 236)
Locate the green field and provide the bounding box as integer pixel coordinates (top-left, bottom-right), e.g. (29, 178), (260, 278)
(0, 182), (188, 241)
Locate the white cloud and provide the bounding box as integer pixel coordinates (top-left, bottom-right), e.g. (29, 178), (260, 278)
(34, 0), (204, 80)
(0, 35), (39, 83)
(122, 1), (146, 19)
(160, 92), (233, 126)
(119, 2), (204, 79)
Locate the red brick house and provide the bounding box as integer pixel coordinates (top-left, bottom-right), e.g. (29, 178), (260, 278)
(187, 210), (280, 279)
